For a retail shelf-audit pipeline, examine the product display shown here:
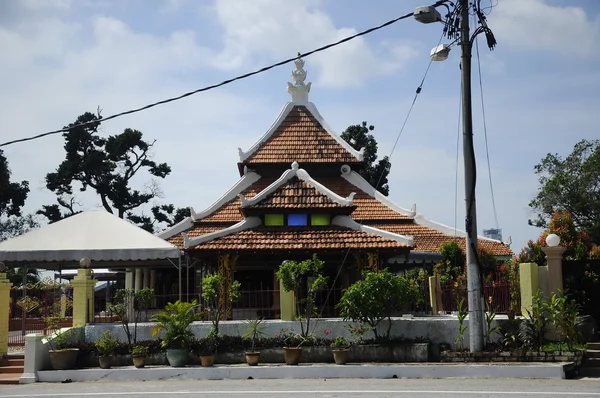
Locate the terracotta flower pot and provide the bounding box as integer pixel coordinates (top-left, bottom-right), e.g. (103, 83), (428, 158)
(283, 347), (303, 365)
(332, 349), (349, 365)
(48, 348), (79, 370)
(200, 355), (215, 367)
(245, 352), (260, 366)
(132, 356), (145, 368)
(98, 356), (112, 369)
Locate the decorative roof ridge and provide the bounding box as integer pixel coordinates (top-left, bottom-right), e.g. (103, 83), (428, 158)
(239, 162), (355, 208)
(412, 213), (508, 244)
(331, 215), (414, 247)
(182, 217), (262, 248)
(157, 171), (261, 240)
(341, 168), (417, 217)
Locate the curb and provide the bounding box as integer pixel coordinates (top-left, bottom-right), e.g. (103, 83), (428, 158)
(36, 362), (573, 382)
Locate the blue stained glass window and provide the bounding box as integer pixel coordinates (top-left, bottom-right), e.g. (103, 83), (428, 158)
(288, 214), (308, 226)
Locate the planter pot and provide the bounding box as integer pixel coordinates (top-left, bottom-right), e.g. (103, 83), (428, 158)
(245, 352), (260, 366)
(200, 355), (215, 367)
(49, 348), (79, 370)
(98, 356), (112, 369)
(166, 348), (189, 367)
(332, 349), (349, 365)
(283, 347), (303, 365)
(132, 356), (146, 368)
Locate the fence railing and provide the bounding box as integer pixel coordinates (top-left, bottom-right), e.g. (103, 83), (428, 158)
(440, 280), (512, 313)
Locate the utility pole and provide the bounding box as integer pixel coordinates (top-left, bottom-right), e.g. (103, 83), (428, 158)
(459, 0), (484, 352)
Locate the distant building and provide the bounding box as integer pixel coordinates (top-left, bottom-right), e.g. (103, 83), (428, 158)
(483, 228), (502, 242)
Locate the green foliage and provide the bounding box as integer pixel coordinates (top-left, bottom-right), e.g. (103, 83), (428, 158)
(5, 266), (40, 286)
(520, 291), (548, 352)
(39, 111), (180, 233)
(95, 330), (120, 357)
(276, 254), (328, 337)
(107, 288), (155, 347)
(0, 149), (29, 219)
(434, 241), (466, 283)
(484, 297), (500, 347)
(337, 269), (421, 341)
(201, 273), (241, 334)
(454, 298), (468, 349)
(242, 319), (267, 352)
(151, 300), (199, 349)
(529, 139), (600, 244)
(340, 121), (391, 195)
(276, 327), (313, 348)
(47, 328), (75, 351)
(131, 345), (150, 357)
(545, 291), (582, 351)
(0, 213), (38, 243)
(330, 336), (350, 349)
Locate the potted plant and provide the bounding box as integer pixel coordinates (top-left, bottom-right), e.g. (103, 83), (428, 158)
(242, 319), (267, 366)
(95, 330), (120, 369)
(131, 345), (150, 368)
(194, 330), (219, 367)
(151, 300), (199, 367)
(278, 328), (310, 365)
(45, 316), (79, 370)
(330, 336), (351, 365)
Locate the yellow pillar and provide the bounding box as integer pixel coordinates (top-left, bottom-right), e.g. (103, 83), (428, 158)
(519, 262), (539, 315)
(428, 275), (442, 315)
(71, 258), (97, 327)
(279, 279), (295, 321)
(367, 252), (379, 273)
(542, 246), (566, 297)
(0, 263), (13, 356)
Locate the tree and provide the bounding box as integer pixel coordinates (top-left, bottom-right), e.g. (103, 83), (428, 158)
(337, 269), (421, 341)
(529, 139), (600, 244)
(340, 122), (391, 196)
(41, 111), (185, 232)
(200, 272), (241, 335)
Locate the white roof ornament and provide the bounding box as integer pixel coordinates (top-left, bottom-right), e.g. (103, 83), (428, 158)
(287, 53), (312, 104)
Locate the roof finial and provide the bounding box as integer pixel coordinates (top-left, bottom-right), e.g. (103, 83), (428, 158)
(287, 53), (311, 104)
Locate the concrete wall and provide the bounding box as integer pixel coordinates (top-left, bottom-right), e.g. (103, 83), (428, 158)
(85, 315), (506, 348)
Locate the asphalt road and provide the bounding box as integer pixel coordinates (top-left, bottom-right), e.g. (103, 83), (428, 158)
(1, 378), (600, 398)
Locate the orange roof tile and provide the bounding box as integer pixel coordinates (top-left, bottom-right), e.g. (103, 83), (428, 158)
(367, 223), (513, 256)
(245, 106), (361, 164)
(168, 225), (225, 247)
(246, 177), (346, 210)
(187, 226), (411, 251)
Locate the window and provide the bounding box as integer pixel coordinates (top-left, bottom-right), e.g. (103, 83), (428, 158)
(264, 214), (284, 226)
(311, 214), (330, 226)
(287, 214), (308, 226)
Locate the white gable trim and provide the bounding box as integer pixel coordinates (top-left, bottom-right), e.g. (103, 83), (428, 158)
(341, 170), (416, 217)
(239, 162), (355, 208)
(183, 217), (262, 248)
(238, 101), (363, 163)
(157, 217), (194, 240)
(332, 215), (414, 247)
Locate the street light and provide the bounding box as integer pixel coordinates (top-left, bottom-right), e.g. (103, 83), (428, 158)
(414, 0), (497, 353)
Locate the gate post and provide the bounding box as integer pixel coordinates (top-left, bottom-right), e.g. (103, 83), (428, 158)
(71, 258), (97, 327)
(0, 263), (13, 356)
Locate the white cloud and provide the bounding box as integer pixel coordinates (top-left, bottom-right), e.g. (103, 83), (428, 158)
(212, 0), (417, 87)
(490, 0), (600, 57)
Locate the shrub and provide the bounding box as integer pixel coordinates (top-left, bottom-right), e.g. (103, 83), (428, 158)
(95, 330), (119, 357)
(151, 300), (199, 349)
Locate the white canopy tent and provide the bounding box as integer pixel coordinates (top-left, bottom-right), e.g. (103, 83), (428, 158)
(0, 208), (181, 263)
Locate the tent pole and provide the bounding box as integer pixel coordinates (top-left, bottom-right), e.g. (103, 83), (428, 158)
(178, 255), (182, 302)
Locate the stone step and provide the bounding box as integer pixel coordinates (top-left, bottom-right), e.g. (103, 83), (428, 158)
(0, 358), (24, 367)
(587, 342), (600, 351)
(585, 349), (600, 359)
(0, 365), (24, 374)
(0, 374), (21, 385)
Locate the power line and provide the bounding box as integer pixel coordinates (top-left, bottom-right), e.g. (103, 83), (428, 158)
(0, 1), (450, 149)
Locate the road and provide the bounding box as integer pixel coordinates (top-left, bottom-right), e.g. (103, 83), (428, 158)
(1, 378), (600, 398)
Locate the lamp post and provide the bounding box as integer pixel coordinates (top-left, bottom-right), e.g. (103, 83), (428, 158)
(415, 0), (497, 352)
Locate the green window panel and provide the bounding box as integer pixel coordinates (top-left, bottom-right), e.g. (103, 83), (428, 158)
(264, 214), (284, 226)
(311, 214), (331, 226)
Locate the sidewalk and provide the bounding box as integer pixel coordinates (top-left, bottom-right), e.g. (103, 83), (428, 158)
(35, 361), (576, 383)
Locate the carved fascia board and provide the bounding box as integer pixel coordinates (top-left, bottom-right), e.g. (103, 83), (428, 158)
(237, 102), (364, 163)
(187, 171), (261, 222)
(182, 217), (262, 249)
(331, 215), (414, 247)
(239, 162), (355, 208)
(341, 170), (416, 217)
(157, 217), (194, 240)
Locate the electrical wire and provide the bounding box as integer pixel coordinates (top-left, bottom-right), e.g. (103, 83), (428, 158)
(0, 1), (451, 149)
(474, 35), (499, 230)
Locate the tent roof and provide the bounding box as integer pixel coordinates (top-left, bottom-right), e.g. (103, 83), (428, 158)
(0, 209), (181, 263)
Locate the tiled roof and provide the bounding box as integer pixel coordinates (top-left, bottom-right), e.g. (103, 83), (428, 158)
(315, 177), (412, 221)
(367, 223), (513, 256)
(167, 225), (224, 247)
(245, 106), (361, 164)
(187, 226), (411, 251)
(246, 177), (346, 210)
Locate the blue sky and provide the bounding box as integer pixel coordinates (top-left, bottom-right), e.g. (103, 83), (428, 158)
(1, 0), (599, 253)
